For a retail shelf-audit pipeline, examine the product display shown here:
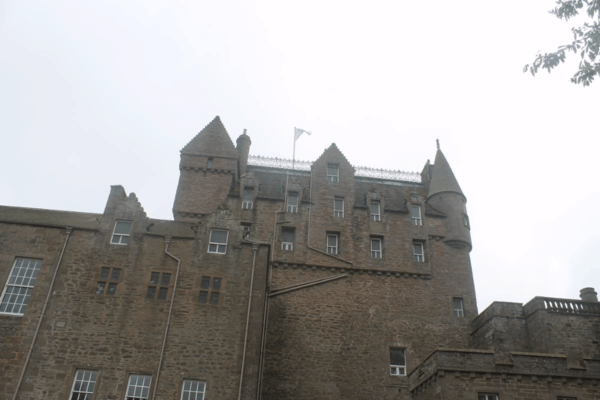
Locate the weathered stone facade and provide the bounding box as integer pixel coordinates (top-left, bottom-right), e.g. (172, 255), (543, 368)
(0, 116), (598, 399)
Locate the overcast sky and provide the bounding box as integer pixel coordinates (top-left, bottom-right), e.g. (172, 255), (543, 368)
(1, 0), (598, 311)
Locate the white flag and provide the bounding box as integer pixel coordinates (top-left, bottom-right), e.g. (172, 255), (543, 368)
(294, 127), (311, 142)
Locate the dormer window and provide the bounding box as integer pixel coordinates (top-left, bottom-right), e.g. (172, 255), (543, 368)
(111, 220), (133, 245)
(327, 164), (339, 182)
(411, 205), (422, 226)
(370, 201), (381, 222)
(287, 192), (299, 213)
(242, 187), (254, 210)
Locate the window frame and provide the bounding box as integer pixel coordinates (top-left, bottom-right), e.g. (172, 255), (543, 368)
(69, 369), (99, 400)
(181, 379), (206, 400)
(96, 267), (121, 296)
(111, 220), (133, 245)
(371, 237), (382, 259)
(241, 187), (254, 210)
(370, 201), (381, 222)
(287, 191), (299, 213)
(334, 197), (344, 218)
(327, 233), (339, 255)
(125, 374), (152, 400)
(0, 258), (43, 316)
(453, 297), (464, 317)
(207, 229), (228, 254)
(411, 204), (422, 226)
(199, 276), (222, 305)
(478, 394), (499, 400)
(389, 348), (406, 376)
(282, 228), (295, 251)
(413, 241), (425, 262)
(327, 163), (339, 182)
(146, 272), (171, 301)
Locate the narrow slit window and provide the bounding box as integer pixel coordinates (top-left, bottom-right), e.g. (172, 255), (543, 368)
(242, 187), (254, 209)
(463, 200), (470, 228)
(287, 192), (299, 213)
(70, 370), (99, 400)
(453, 298), (464, 317)
(181, 379), (206, 400)
(0, 258), (42, 315)
(111, 220), (133, 245)
(389, 348), (406, 376)
(282, 228), (295, 251)
(411, 205), (422, 226)
(370, 201), (381, 222)
(208, 229), (228, 254)
(478, 394), (499, 400)
(334, 197), (344, 217)
(327, 234), (339, 255)
(126, 374), (152, 400)
(327, 164), (339, 182)
(413, 242), (424, 262)
(207, 157), (213, 169)
(371, 238), (382, 258)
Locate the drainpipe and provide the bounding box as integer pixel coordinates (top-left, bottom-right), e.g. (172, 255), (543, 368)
(12, 227), (73, 400)
(152, 236), (182, 400)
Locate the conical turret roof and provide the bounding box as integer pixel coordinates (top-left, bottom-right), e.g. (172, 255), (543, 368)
(181, 116), (239, 158)
(427, 148), (464, 200)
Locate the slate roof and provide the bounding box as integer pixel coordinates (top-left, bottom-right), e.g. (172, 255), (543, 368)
(181, 116), (239, 158)
(427, 149), (464, 199)
(0, 206), (102, 230)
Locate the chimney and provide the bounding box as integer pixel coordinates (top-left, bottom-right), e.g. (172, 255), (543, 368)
(579, 287), (598, 302)
(236, 129), (252, 176)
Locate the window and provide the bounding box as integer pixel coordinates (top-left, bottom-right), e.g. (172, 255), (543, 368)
(453, 298), (464, 317)
(413, 242), (424, 262)
(126, 374), (152, 400)
(242, 187), (253, 210)
(96, 267), (121, 296)
(206, 157), (213, 169)
(371, 238), (382, 258)
(370, 201), (381, 222)
(287, 192), (299, 213)
(208, 229), (228, 254)
(327, 233), (339, 255)
(0, 258), (42, 315)
(70, 369), (98, 400)
(111, 220), (133, 245)
(389, 348), (406, 376)
(478, 394), (499, 400)
(146, 272), (171, 300)
(557, 397), (577, 400)
(327, 163), (339, 182)
(463, 201), (470, 228)
(411, 205), (422, 226)
(199, 276), (222, 305)
(334, 197), (344, 217)
(241, 223), (251, 238)
(282, 228), (294, 251)
(181, 379), (206, 400)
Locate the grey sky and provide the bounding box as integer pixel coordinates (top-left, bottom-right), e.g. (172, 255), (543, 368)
(1, 0), (598, 311)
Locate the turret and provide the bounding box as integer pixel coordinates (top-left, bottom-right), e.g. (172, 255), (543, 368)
(236, 129), (252, 177)
(425, 141), (472, 251)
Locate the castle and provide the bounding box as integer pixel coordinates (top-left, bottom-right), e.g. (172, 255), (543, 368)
(0, 116), (598, 400)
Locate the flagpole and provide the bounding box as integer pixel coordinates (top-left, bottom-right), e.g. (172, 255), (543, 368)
(292, 127), (296, 173)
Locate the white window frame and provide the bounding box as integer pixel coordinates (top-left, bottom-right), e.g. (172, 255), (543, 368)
(208, 229), (228, 254)
(70, 369), (99, 399)
(334, 197), (344, 217)
(389, 348), (406, 376)
(125, 374), (152, 400)
(282, 228), (294, 251)
(111, 220), (133, 245)
(411, 204), (422, 226)
(370, 201), (381, 222)
(371, 238), (382, 259)
(287, 192), (299, 213)
(453, 298), (464, 317)
(413, 242), (424, 262)
(478, 394), (499, 400)
(463, 201), (470, 228)
(0, 258), (43, 316)
(327, 164), (339, 182)
(241, 187), (253, 210)
(327, 234), (339, 255)
(181, 379), (206, 400)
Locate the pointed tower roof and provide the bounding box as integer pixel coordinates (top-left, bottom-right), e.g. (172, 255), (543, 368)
(427, 145), (464, 200)
(181, 116), (239, 158)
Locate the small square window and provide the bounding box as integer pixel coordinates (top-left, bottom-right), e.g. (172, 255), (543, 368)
(411, 205), (422, 226)
(370, 201), (381, 222)
(389, 348), (406, 376)
(413, 242), (424, 262)
(453, 298), (464, 317)
(478, 394), (499, 400)
(208, 229), (228, 254)
(327, 164), (339, 182)
(200, 276), (211, 289)
(287, 192), (299, 213)
(371, 238), (382, 258)
(96, 267), (121, 296)
(126, 374), (152, 400)
(210, 292), (220, 305)
(212, 277), (222, 290)
(107, 283), (117, 296)
(282, 228), (295, 251)
(327, 233), (339, 255)
(111, 220), (133, 245)
(198, 277), (222, 306)
(70, 369), (99, 399)
(198, 291), (208, 304)
(0, 258), (42, 316)
(334, 197), (344, 218)
(206, 158), (213, 169)
(242, 187), (254, 210)
(147, 272), (170, 300)
(181, 379), (206, 400)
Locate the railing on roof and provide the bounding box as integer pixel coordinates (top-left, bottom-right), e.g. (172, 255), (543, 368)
(524, 296), (600, 316)
(247, 155), (422, 183)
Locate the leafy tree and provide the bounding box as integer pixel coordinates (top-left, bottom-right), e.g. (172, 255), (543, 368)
(524, 0), (600, 86)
